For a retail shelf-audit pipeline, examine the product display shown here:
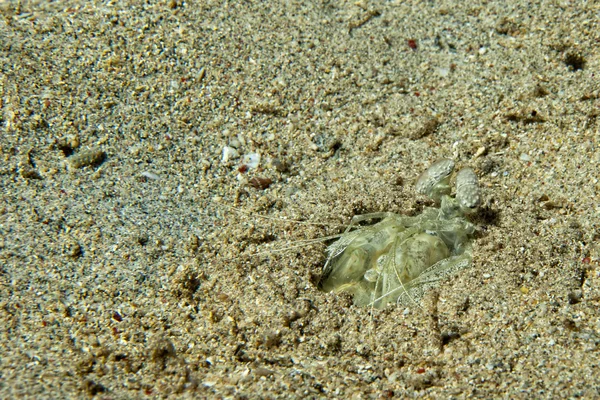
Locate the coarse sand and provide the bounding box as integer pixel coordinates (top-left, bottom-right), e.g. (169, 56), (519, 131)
(1, 0), (599, 398)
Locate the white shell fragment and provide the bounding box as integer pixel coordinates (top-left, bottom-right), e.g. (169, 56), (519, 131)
(222, 146), (239, 162)
(241, 152), (261, 169)
(456, 168), (481, 210)
(415, 158), (455, 201)
(141, 171), (161, 180)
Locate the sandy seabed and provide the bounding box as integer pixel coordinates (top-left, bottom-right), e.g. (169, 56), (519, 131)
(1, 0), (599, 398)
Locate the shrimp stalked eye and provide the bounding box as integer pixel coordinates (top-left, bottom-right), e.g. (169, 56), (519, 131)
(415, 158), (455, 201)
(456, 168), (481, 211)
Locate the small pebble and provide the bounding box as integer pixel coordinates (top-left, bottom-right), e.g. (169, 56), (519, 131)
(248, 177), (272, 190)
(69, 148), (105, 168)
(474, 146), (486, 158)
(141, 171), (161, 180)
(222, 146), (239, 162)
(253, 367), (274, 377)
(271, 158), (288, 173)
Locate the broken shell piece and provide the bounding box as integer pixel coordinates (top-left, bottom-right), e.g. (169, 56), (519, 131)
(141, 171), (161, 180)
(222, 146), (239, 162)
(456, 168), (481, 211)
(415, 158), (455, 201)
(248, 177), (272, 190)
(241, 153), (261, 169)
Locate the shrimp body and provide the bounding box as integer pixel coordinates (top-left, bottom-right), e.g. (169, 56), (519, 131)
(320, 160), (480, 308)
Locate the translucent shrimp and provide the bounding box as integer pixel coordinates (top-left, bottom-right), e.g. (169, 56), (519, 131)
(320, 159), (480, 308)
